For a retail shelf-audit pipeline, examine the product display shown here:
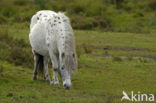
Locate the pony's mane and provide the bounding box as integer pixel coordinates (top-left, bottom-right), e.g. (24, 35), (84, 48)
(57, 12), (70, 23)
(58, 12), (78, 70)
(57, 12), (75, 52)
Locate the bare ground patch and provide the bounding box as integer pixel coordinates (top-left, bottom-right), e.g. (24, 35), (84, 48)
(92, 46), (156, 52)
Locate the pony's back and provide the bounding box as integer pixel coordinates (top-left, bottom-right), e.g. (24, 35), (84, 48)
(30, 10), (57, 30)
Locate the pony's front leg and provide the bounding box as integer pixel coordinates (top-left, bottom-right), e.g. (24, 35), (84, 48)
(50, 54), (60, 87)
(43, 56), (50, 84)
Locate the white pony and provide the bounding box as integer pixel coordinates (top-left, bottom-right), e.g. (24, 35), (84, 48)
(29, 10), (77, 89)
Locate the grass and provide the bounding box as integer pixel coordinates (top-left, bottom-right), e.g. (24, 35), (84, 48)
(0, 56), (156, 103)
(0, 23), (156, 102)
(0, 0), (156, 102)
(1, 23), (156, 67)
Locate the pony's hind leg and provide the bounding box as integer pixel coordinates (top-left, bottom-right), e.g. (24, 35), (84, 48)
(50, 53), (60, 87)
(43, 56), (50, 83)
(32, 52), (39, 80)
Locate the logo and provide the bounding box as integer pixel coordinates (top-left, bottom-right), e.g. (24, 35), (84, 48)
(121, 91), (154, 102)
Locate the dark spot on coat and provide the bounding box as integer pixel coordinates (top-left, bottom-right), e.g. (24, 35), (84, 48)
(59, 22), (61, 24)
(54, 20), (57, 22)
(54, 68), (57, 71)
(37, 17), (39, 20)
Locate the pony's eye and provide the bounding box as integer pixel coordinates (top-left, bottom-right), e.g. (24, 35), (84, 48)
(72, 53), (75, 58)
(61, 65), (65, 70)
(61, 67), (64, 70)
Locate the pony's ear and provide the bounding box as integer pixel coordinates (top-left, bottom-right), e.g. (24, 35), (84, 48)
(61, 52), (65, 58)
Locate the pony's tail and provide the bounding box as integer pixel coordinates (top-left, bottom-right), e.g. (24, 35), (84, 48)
(37, 54), (44, 77)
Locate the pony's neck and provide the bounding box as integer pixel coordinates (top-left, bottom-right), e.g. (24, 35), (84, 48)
(58, 13), (75, 53)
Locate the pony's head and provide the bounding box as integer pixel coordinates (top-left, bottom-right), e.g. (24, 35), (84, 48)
(57, 12), (77, 89)
(59, 51), (77, 89)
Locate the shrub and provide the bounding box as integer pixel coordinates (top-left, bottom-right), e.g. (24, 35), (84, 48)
(93, 15), (112, 29)
(70, 2), (85, 14)
(14, 38), (29, 48)
(113, 56), (122, 62)
(0, 30), (13, 43)
(76, 45), (82, 58)
(82, 44), (92, 54)
(0, 15), (7, 24)
(2, 7), (17, 18)
(7, 46), (33, 68)
(71, 16), (93, 29)
(34, 0), (45, 9)
(148, 0), (156, 10)
(0, 30), (33, 68)
(0, 65), (3, 75)
(127, 56), (133, 61)
(149, 16), (156, 26)
(14, 0), (27, 6)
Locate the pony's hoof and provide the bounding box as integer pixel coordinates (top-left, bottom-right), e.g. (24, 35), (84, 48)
(50, 81), (60, 87)
(45, 79), (50, 84)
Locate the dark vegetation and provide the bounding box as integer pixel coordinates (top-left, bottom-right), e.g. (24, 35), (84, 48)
(0, 0), (156, 33)
(0, 30), (33, 68)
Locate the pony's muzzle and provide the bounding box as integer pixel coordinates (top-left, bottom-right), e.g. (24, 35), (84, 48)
(63, 79), (72, 90)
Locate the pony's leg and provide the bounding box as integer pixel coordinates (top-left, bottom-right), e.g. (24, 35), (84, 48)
(32, 52), (39, 80)
(43, 56), (50, 83)
(50, 53), (60, 87)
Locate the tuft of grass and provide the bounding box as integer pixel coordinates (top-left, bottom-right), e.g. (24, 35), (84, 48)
(83, 44), (92, 54)
(0, 65), (3, 74)
(76, 45), (83, 58)
(113, 56), (122, 62)
(127, 56), (133, 61)
(148, 0), (156, 10)
(14, 0), (27, 6)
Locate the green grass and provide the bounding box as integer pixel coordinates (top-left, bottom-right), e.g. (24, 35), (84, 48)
(0, 23), (156, 102)
(1, 23), (156, 67)
(75, 30), (156, 50)
(0, 56), (156, 103)
(0, 0), (156, 102)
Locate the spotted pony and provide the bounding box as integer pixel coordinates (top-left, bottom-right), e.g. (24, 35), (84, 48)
(29, 10), (77, 89)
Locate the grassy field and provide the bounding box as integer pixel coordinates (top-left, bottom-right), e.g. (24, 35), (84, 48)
(0, 0), (156, 102)
(0, 23), (156, 103)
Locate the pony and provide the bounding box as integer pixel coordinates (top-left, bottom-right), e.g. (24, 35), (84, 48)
(29, 10), (77, 89)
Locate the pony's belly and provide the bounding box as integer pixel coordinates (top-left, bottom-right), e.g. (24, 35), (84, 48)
(29, 24), (49, 56)
(29, 35), (49, 56)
